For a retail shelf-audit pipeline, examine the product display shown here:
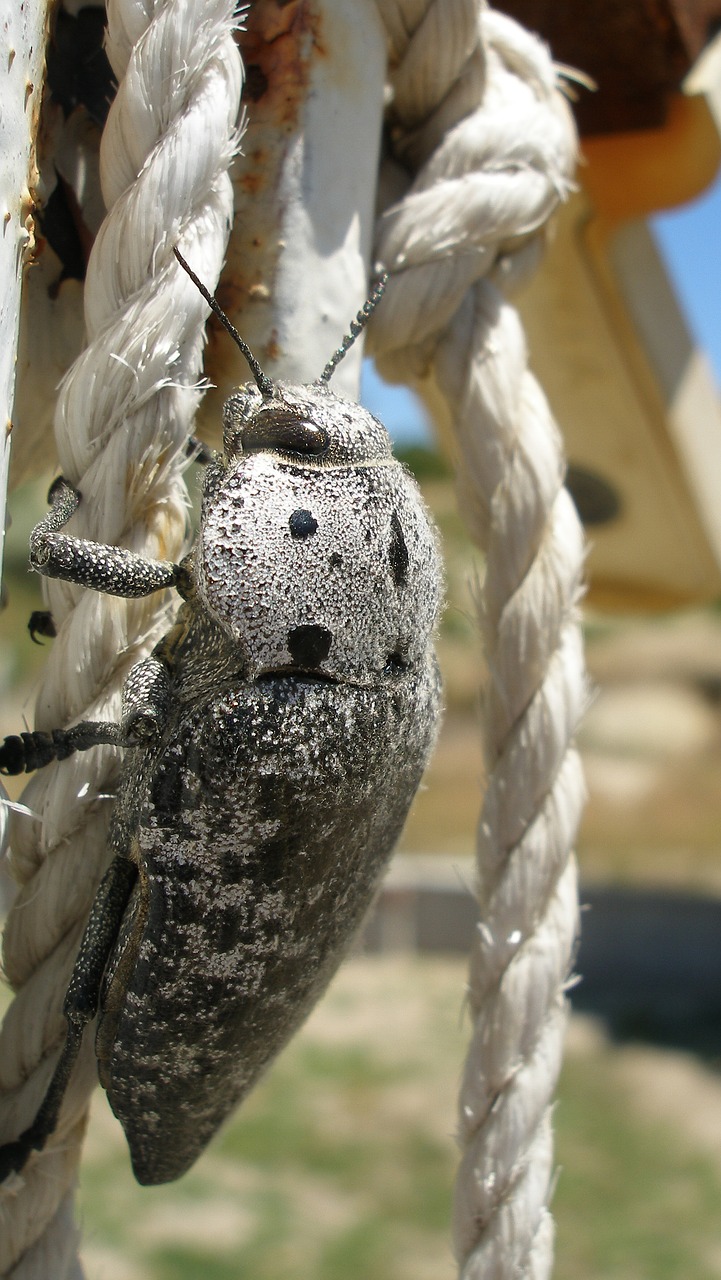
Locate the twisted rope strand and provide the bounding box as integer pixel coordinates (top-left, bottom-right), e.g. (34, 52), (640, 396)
(0, 2), (242, 1273)
(446, 292), (584, 1276)
(368, 4), (584, 1276)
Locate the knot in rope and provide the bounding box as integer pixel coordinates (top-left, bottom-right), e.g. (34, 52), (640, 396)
(369, 3), (577, 367)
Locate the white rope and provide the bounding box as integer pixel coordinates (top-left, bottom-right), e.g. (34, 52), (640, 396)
(368, 5), (585, 1277)
(0, 1), (242, 1272)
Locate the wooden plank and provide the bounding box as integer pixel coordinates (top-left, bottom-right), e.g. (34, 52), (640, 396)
(497, 0), (721, 133)
(505, 36), (721, 606)
(517, 192), (721, 608)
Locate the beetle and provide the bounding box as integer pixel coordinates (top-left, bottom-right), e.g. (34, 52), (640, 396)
(0, 249), (442, 1186)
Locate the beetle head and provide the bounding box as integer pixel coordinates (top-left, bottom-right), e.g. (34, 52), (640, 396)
(172, 246), (389, 468)
(221, 381), (392, 468)
(173, 249), (440, 686)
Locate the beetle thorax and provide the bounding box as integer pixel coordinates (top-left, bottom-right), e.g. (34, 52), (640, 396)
(195, 448), (440, 685)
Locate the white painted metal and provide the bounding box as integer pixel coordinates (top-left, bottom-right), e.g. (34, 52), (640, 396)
(0, 0), (47, 577)
(265, 0), (386, 395)
(200, 0), (387, 431)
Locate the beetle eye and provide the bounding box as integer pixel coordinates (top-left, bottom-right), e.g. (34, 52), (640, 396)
(240, 409), (330, 456)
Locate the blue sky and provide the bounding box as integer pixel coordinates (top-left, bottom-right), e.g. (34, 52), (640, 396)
(652, 168), (721, 376)
(362, 168), (721, 446)
(360, 360), (431, 446)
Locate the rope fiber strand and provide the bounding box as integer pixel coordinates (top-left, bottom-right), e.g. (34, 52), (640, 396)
(0, 2), (242, 1273)
(368, 5), (585, 1277)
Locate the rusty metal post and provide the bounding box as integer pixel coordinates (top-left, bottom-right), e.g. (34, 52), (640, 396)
(200, 0), (387, 430)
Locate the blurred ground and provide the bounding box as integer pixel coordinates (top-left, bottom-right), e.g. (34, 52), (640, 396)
(407, 605), (721, 890)
(38, 957), (721, 1280)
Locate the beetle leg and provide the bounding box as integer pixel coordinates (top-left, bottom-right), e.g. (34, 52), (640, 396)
(121, 655), (171, 745)
(28, 610), (57, 643)
(184, 434), (213, 465)
(29, 478), (184, 599)
(0, 657), (174, 775)
(0, 855), (137, 1182)
(0, 721), (122, 775)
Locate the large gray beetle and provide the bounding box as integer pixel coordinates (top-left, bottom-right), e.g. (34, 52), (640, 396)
(0, 250), (442, 1185)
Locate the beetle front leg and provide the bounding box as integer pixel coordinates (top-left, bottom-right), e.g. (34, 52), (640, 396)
(0, 855), (137, 1182)
(0, 721), (122, 776)
(121, 655), (171, 745)
(29, 478), (185, 599)
(185, 434), (213, 465)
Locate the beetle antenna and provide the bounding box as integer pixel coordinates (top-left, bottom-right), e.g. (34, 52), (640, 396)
(173, 247), (274, 399)
(317, 273), (389, 384)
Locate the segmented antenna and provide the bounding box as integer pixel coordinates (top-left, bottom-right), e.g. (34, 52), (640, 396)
(173, 247), (274, 399)
(318, 273), (389, 384)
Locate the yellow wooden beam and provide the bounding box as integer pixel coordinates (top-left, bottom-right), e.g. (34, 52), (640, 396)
(516, 38), (721, 609)
(582, 92), (721, 223)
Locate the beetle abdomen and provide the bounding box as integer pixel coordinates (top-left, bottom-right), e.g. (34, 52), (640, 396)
(101, 664), (440, 1184)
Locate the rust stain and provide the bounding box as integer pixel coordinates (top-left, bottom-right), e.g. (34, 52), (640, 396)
(237, 0), (324, 130)
(202, 1), (327, 411)
(243, 64), (269, 102)
(23, 3), (53, 269)
(215, 279), (249, 320)
(239, 170), (266, 196)
(221, 2), (325, 328)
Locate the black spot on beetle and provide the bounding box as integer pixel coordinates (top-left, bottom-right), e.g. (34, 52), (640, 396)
(256, 772), (282, 820)
(213, 901), (267, 959)
(170, 857), (201, 886)
(289, 509), (318, 539)
(329, 552), (343, 569)
(288, 624), (333, 668)
(384, 650), (408, 676)
(388, 512), (409, 587)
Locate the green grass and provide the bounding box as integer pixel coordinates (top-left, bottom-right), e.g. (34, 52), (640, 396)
(1, 957), (721, 1276)
(555, 1046), (721, 1280)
